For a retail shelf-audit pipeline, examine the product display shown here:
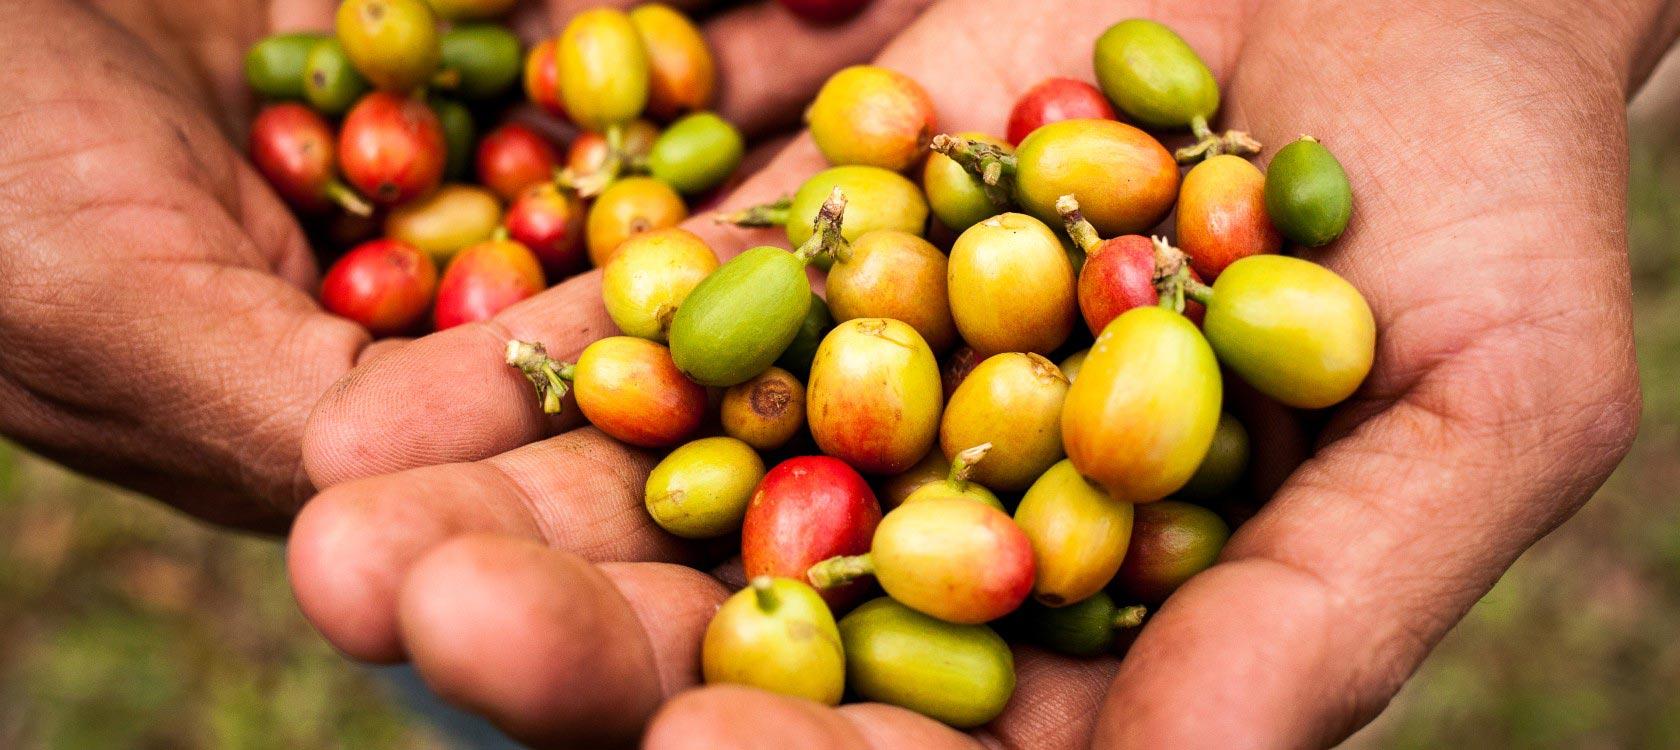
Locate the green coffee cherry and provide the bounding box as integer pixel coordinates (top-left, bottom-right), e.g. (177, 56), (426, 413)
(645, 437), (765, 538)
(1179, 412), (1249, 500)
(1093, 19), (1218, 130)
(302, 40), (369, 115)
(775, 293), (831, 377)
(245, 32), (327, 99)
(1012, 592), (1146, 657)
(647, 112), (744, 195)
(1264, 136), (1353, 247)
(668, 246), (817, 387)
(1092, 18), (1259, 163)
(438, 24), (522, 99)
(703, 577), (846, 705)
(430, 98), (476, 181)
(839, 598), (1015, 728)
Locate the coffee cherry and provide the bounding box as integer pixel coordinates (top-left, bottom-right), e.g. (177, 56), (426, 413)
(338, 92), (447, 206)
(475, 123), (559, 202)
(505, 183), (587, 279)
(1006, 77), (1116, 145)
(320, 238), (437, 336)
(335, 0), (441, 93)
(433, 238), (545, 330)
(248, 104), (371, 216)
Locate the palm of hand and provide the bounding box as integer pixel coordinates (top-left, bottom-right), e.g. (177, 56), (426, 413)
(279, 0), (1643, 747)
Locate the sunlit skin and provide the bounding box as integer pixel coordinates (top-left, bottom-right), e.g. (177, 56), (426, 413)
(12, 0), (1659, 745)
(807, 318), (943, 475)
(384, 183), (502, 262)
(433, 239), (546, 330)
(939, 352), (1068, 491)
(1062, 306), (1223, 503)
(807, 64), (937, 170)
(475, 122), (560, 201)
(1176, 154), (1281, 280)
(741, 456), (883, 610)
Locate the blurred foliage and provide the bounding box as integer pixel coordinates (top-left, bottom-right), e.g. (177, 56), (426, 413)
(0, 445), (447, 750)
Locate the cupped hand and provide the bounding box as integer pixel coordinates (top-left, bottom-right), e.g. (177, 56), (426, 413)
(287, 0), (1679, 746)
(0, 0), (921, 530)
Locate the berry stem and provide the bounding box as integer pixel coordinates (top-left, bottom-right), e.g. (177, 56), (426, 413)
(1150, 236), (1192, 313)
(1175, 115), (1263, 165)
(948, 443), (992, 485)
(555, 123), (627, 198)
(929, 134), (1016, 209)
(1055, 195), (1102, 253)
(324, 180), (374, 217)
(716, 195), (793, 228)
(505, 339), (577, 414)
(806, 552), (874, 590)
(750, 576), (779, 613)
(793, 187), (849, 266)
(1182, 274), (1215, 307)
(1113, 604), (1148, 629)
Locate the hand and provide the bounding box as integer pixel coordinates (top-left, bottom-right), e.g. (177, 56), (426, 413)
(286, 0), (1678, 746)
(0, 0), (921, 530)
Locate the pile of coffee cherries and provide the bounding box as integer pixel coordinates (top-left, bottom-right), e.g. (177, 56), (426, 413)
(253, 3), (1374, 730)
(497, 17), (1371, 728)
(245, 0), (747, 334)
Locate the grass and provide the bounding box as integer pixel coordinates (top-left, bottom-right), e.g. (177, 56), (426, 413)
(1, 122), (1677, 750)
(0, 446), (447, 749)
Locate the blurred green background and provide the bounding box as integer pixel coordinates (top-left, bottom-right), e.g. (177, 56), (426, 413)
(3, 72), (1679, 750)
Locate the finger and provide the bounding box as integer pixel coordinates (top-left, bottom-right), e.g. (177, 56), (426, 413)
(288, 427), (688, 661)
(301, 137), (824, 488)
(644, 684), (977, 750)
(704, 0), (937, 135)
(398, 535), (727, 748)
